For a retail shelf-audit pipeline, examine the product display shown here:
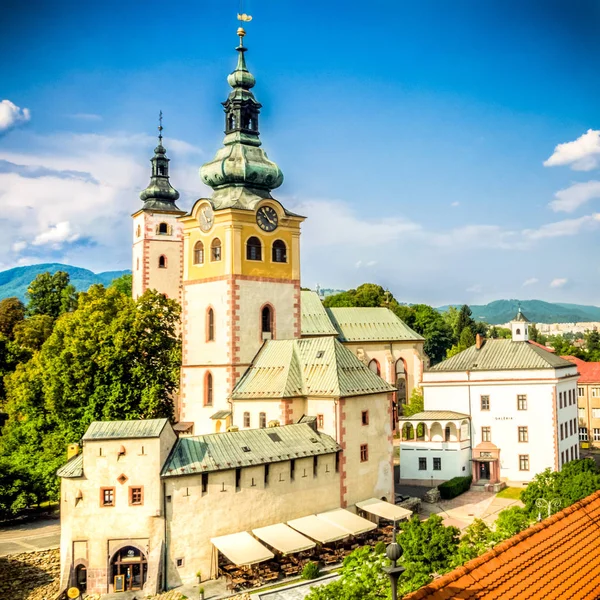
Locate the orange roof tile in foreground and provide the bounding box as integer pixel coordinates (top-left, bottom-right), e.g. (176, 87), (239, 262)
(403, 490), (600, 600)
(529, 340), (555, 353)
(562, 355), (600, 384)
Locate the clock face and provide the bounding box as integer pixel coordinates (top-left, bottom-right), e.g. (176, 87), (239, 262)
(199, 204), (214, 232)
(256, 206), (278, 232)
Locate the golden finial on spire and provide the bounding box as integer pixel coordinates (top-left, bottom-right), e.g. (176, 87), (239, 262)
(237, 3), (252, 44)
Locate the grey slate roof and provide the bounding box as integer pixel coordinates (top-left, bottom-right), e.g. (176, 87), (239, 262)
(399, 411), (469, 421)
(82, 418), (168, 440)
(161, 423), (340, 477)
(57, 453), (84, 478)
(428, 339), (574, 372)
(512, 308), (530, 323)
(231, 337), (395, 399)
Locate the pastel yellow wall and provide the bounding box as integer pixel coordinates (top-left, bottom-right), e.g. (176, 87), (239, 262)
(164, 455), (340, 587)
(578, 383), (600, 448)
(59, 427), (177, 594)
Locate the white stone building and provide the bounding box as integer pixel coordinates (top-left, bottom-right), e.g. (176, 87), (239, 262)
(399, 310), (580, 485)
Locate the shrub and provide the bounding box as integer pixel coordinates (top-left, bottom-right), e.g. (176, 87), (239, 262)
(438, 475), (472, 500)
(301, 561), (321, 580)
(374, 541), (387, 554)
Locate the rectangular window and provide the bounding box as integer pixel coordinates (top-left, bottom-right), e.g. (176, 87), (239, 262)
(480, 395), (490, 411)
(264, 464), (270, 486)
(290, 459), (296, 480)
(560, 423), (564, 440)
(418, 457), (427, 471)
(569, 420), (573, 437)
(235, 468), (241, 492)
(317, 414), (324, 429)
(578, 387), (585, 397)
(101, 487), (115, 507)
(313, 456), (318, 477)
(202, 472), (208, 494)
(592, 388), (600, 398)
(481, 426), (491, 442)
(579, 407), (586, 420)
(129, 486), (143, 505)
(243, 412), (251, 428)
(361, 410), (369, 426)
(517, 395), (527, 410)
(561, 450), (565, 467)
(360, 444), (369, 463)
(592, 408), (600, 419)
(570, 446), (575, 461)
(518, 426), (528, 443)
(519, 455), (530, 471)
(259, 412), (267, 429)
(580, 427), (589, 441)
(559, 392), (563, 409)
(335, 452), (340, 473)
(594, 428), (600, 441)
(433, 457), (441, 471)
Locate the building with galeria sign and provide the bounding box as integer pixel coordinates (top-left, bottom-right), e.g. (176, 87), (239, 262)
(58, 24), (418, 596)
(399, 309), (580, 485)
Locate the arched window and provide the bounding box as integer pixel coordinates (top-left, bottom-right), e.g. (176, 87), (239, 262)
(368, 359), (380, 376)
(246, 236), (262, 261)
(194, 241), (204, 265)
(243, 412), (251, 428)
(272, 240), (287, 263)
(259, 412), (266, 428)
(516, 328), (521, 335)
(207, 308), (215, 341)
(136, 225), (141, 237)
(205, 372), (213, 406)
(211, 238), (222, 261)
(157, 164), (166, 176)
(445, 426), (451, 442)
(158, 255), (167, 268)
(158, 222), (168, 235)
(261, 305), (272, 337)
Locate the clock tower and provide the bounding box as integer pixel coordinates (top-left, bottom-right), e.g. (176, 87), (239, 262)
(178, 27), (305, 432)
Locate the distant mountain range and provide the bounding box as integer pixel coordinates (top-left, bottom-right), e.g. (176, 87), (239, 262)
(0, 263), (130, 302)
(438, 299), (600, 325)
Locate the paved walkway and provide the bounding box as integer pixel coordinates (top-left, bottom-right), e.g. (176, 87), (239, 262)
(0, 517), (60, 556)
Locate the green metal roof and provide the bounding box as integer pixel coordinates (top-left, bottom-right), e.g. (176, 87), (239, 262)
(161, 423), (340, 477)
(326, 307), (424, 343)
(232, 337), (395, 399)
(300, 291), (339, 336)
(82, 418), (168, 441)
(57, 453), (84, 478)
(399, 411), (469, 421)
(428, 339), (575, 372)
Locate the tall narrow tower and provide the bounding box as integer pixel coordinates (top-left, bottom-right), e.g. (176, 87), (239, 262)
(132, 116), (185, 301)
(178, 27), (305, 433)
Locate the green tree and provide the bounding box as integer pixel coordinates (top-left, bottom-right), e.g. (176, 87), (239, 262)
(488, 326), (511, 339)
(12, 315), (55, 352)
(0, 334), (31, 403)
(110, 273), (133, 296)
(26, 271), (77, 318)
(453, 519), (494, 566)
(411, 304), (454, 364)
(494, 506), (531, 540)
(0, 297), (25, 338)
(403, 387), (424, 417)
(0, 285), (181, 502)
(0, 458), (37, 519)
(455, 305), (475, 340)
(586, 329), (600, 355)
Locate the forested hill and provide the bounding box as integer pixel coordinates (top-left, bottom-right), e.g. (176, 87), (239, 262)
(0, 264), (130, 301)
(437, 299), (600, 325)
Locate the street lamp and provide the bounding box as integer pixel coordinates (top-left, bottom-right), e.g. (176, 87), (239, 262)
(383, 520), (405, 600)
(536, 498), (562, 521)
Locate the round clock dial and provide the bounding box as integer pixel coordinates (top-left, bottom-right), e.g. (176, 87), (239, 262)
(199, 204), (214, 232)
(256, 206), (278, 232)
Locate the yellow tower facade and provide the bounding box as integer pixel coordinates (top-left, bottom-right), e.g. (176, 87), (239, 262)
(177, 29), (305, 432)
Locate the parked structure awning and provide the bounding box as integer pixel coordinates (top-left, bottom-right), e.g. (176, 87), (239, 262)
(287, 515), (348, 543)
(211, 532), (274, 566)
(355, 498), (412, 521)
(316, 508), (377, 535)
(252, 523), (316, 555)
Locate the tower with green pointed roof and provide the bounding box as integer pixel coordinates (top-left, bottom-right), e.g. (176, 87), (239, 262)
(178, 27), (305, 433)
(132, 115), (185, 301)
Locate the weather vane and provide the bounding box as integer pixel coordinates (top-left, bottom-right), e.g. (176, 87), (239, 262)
(158, 110), (163, 142)
(237, 0), (252, 42)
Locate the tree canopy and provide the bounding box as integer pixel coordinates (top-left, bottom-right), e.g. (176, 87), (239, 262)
(26, 271), (77, 318)
(0, 297), (25, 338)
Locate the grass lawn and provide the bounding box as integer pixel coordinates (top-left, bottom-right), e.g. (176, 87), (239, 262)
(496, 487), (523, 500)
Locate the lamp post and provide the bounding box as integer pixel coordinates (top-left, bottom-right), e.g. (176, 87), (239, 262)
(383, 521), (405, 600)
(536, 498), (562, 521)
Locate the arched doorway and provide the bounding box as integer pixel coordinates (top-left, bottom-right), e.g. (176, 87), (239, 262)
(110, 545), (148, 591)
(395, 359), (407, 415)
(74, 564), (87, 592)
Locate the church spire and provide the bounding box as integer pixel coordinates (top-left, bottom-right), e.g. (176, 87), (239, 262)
(140, 112), (181, 211)
(199, 25), (283, 210)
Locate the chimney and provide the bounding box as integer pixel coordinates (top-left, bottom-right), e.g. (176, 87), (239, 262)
(67, 443), (80, 461)
(476, 334), (484, 350)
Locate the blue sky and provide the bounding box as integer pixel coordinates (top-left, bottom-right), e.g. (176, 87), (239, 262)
(2, 0), (600, 305)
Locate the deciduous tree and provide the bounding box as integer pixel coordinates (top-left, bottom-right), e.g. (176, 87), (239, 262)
(26, 271), (77, 318)
(0, 297), (25, 338)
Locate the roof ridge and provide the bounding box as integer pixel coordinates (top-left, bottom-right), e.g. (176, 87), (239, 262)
(289, 340), (306, 397)
(404, 489), (600, 598)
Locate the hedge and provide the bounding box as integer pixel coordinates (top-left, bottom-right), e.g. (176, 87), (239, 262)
(438, 475), (473, 500)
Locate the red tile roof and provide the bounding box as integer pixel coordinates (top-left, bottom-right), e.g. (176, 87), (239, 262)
(404, 490), (600, 600)
(529, 340), (555, 353)
(561, 355), (600, 384)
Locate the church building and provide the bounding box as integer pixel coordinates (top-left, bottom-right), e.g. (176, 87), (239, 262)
(58, 26), (415, 595)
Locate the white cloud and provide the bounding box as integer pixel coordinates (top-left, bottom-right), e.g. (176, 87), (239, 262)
(451, 201), (460, 207)
(549, 180), (600, 213)
(550, 278), (568, 288)
(522, 213), (600, 241)
(466, 284), (483, 293)
(12, 241), (27, 253)
(32, 221), (79, 247)
(544, 129), (600, 171)
(522, 278), (538, 287)
(0, 100), (31, 134)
